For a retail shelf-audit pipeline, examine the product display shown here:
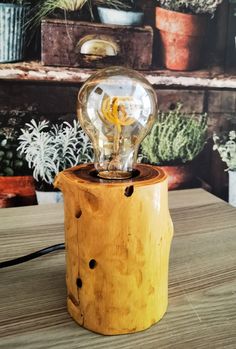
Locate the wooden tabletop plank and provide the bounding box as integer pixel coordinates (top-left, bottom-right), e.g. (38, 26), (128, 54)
(0, 189), (235, 348)
(168, 188), (223, 210)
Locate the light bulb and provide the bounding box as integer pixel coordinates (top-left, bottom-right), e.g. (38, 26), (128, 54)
(77, 66), (157, 179)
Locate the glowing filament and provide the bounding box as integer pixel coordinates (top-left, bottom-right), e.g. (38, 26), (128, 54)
(99, 96), (135, 133)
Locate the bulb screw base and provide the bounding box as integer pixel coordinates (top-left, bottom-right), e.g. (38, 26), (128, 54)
(98, 170), (132, 180)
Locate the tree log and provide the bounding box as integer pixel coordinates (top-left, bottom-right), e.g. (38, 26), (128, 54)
(54, 164), (174, 335)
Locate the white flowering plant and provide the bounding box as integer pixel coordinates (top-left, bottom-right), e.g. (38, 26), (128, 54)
(17, 119), (94, 188)
(213, 131), (236, 171)
(157, 0), (224, 15)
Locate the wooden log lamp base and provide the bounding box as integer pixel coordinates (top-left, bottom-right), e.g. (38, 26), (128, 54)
(54, 163), (174, 335)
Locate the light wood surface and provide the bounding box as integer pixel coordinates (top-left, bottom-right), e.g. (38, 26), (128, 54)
(0, 189), (235, 348)
(0, 61), (236, 89)
(55, 165), (173, 334)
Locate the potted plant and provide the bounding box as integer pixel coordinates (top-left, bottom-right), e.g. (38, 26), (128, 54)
(155, 0), (224, 70)
(29, 0), (91, 26)
(213, 131), (236, 207)
(0, 0), (30, 62)
(29, 0), (129, 26)
(0, 132), (36, 207)
(17, 119), (94, 204)
(97, 0), (144, 26)
(140, 104), (208, 190)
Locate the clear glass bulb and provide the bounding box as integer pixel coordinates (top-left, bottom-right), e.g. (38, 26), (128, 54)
(77, 66), (157, 179)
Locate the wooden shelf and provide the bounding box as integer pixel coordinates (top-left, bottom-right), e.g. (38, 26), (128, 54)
(0, 61), (236, 89)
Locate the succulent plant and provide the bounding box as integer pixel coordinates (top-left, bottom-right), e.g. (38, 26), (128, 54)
(17, 119), (94, 185)
(140, 104), (208, 165)
(157, 0), (224, 15)
(0, 134), (30, 176)
(213, 131), (236, 171)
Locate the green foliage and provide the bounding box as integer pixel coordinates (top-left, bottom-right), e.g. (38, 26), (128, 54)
(213, 131), (236, 171)
(0, 134), (30, 176)
(17, 119), (94, 185)
(141, 104), (208, 165)
(29, 0), (132, 28)
(157, 0), (224, 15)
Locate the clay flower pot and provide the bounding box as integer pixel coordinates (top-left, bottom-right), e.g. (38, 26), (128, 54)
(155, 7), (207, 71)
(161, 163), (194, 190)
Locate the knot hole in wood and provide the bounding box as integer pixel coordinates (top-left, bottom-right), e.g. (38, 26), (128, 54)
(125, 186), (134, 197)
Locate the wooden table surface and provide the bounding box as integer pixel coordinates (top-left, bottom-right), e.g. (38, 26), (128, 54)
(0, 189), (235, 349)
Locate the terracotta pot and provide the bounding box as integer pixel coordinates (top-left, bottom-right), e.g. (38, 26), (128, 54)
(0, 176), (37, 206)
(161, 163), (194, 190)
(155, 7), (207, 71)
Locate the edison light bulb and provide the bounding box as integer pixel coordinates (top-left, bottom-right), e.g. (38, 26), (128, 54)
(77, 66), (157, 179)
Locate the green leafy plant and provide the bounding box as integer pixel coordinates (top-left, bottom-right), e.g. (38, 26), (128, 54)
(157, 0), (224, 15)
(140, 104), (208, 165)
(17, 119), (94, 186)
(0, 134), (30, 176)
(213, 131), (236, 171)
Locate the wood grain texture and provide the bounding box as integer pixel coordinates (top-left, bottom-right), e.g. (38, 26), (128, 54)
(0, 61), (236, 89)
(157, 89), (205, 113)
(54, 164), (173, 334)
(0, 189), (236, 348)
(41, 20), (153, 70)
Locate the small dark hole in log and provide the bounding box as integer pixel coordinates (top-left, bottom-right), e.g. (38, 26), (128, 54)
(125, 185), (134, 197)
(75, 210), (82, 219)
(89, 259), (97, 269)
(76, 278), (82, 288)
(169, 103), (176, 110)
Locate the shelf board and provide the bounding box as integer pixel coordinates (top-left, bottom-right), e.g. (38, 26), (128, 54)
(0, 61), (236, 89)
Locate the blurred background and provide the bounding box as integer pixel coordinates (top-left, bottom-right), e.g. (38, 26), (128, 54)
(0, 0), (236, 207)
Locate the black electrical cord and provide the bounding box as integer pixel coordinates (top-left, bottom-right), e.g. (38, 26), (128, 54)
(0, 243), (65, 269)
